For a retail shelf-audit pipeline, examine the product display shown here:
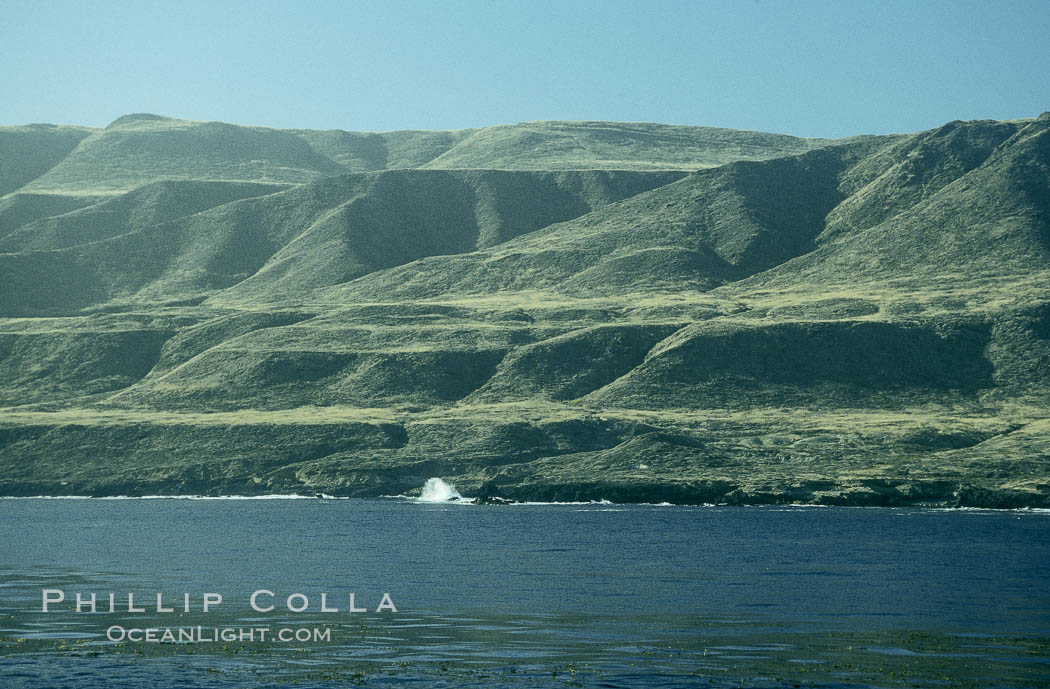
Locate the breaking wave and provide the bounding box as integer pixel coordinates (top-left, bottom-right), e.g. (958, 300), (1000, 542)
(417, 478), (471, 503)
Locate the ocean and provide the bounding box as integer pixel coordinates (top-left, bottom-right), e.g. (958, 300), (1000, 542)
(1, 495), (1048, 688)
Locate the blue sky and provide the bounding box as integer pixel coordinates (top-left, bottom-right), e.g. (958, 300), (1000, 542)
(2, 0), (1047, 137)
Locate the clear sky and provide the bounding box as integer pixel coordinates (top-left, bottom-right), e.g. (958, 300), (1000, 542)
(2, 0), (1047, 137)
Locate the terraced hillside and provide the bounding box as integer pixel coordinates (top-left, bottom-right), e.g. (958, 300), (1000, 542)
(1, 113), (1047, 505)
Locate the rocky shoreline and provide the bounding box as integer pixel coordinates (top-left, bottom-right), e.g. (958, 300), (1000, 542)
(3, 476), (1047, 508)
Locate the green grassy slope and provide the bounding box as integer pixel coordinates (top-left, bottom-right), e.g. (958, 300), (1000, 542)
(420, 120), (843, 170)
(21, 114), (347, 192)
(10, 114), (862, 196)
(0, 113), (1047, 505)
(298, 120), (844, 172)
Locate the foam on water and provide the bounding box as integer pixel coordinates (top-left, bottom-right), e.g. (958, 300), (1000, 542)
(509, 499), (615, 506)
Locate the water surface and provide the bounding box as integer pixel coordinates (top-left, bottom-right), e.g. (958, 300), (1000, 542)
(1, 499), (1048, 687)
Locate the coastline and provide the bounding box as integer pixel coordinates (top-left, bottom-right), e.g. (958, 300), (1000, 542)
(2, 477), (1047, 508)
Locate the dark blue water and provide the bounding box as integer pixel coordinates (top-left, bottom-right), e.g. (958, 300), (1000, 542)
(1, 499), (1049, 688)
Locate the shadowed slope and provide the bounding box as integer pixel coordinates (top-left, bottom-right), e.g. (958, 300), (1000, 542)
(820, 119), (1023, 241)
(212, 169), (686, 305)
(0, 327), (173, 405)
(742, 114), (1050, 290)
(0, 175), (374, 315)
(466, 323), (683, 402)
(294, 127), (477, 171)
(0, 170), (684, 315)
(0, 123), (96, 196)
(0, 192), (109, 240)
(322, 116), (1049, 302)
(321, 140), (882, 300)
(585, 318), (996, 410)
(0, 180), (289, 252)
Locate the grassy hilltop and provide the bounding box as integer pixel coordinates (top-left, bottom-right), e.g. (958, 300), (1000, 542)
(1, 113), (1048, 505)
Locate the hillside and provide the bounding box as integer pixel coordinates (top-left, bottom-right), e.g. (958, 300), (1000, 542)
(418, 120), (839, 170)
(0, 123), (96, 197)
(19, 115), (843, 194)
(0, 113), (1047, 506)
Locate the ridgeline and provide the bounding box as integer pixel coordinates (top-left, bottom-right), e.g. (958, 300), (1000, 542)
(1, 114), (1048, 506)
